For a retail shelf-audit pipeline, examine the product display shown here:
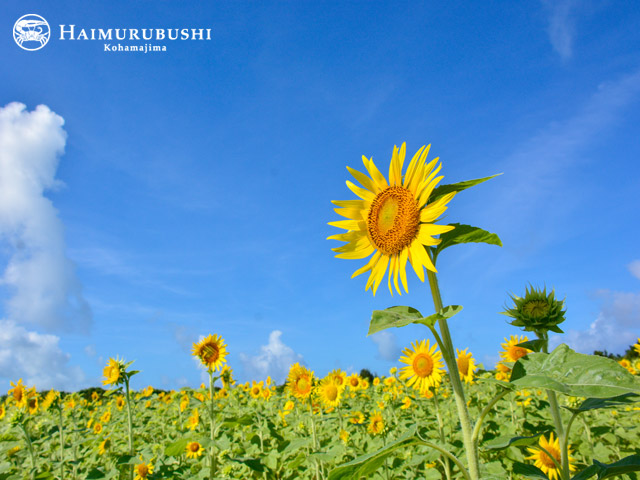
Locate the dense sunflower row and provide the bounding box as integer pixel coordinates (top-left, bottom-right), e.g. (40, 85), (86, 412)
(2, 335), (639, 479)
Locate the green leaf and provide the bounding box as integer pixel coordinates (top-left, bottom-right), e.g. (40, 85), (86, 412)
(484, 431), (551, 450)
(229, 457), (264, 473)
(565, 393), (640, 414)
(429, 173), (502, 204)
(220, 414), (253, 428)
(115, 454), (137, 465)
(509, 344), (640, 398)
(85, 468), (106, 479)
(571, 455), (640, 480)
(164, 438), (190, 457)
(433, 223), (502, 262)
(328, 428), (419, 480)
(517, 339), (545, 353)
(512, 461), (549, 479)
(368, 305), (462, 335)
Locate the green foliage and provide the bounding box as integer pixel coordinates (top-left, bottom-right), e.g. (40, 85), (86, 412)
(368, 305), (463, 336)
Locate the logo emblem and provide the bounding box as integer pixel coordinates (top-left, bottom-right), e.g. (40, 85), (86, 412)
(13, 14), (50, 51)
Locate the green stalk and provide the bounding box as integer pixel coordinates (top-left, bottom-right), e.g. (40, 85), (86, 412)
(432, 393), (452, 480)
(538, 332), (569, 479)
(18, 423), (37, 480)
(58, 407), (65, 480)
(309, 401), (321, 480)
(427, 268), (480, 480)
(471, 388), (512, 444)
(209, 370), (217, 480)
(124, 378), (134, 480)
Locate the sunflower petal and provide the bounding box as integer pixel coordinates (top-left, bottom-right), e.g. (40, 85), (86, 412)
(352, 250), (381, 278)
(346, 180), (376, 202)
(403, 145), (427, 189)
(347, 166), (378, 194)
(362, 156), (389, 191)
(398, 247), (409, 293)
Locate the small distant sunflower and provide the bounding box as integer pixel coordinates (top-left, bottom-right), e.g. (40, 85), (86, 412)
(98, 437), (111, 455)
(134, 458), (154, 480)
(315, 377), (344, 408)
(8, 379), (27, 409)
(41, 390), (59, 411)
(456, 348), (477, 384)
(368, 411), (385, 435)
(526, 433), (575, 480)
(0, 404), (5, 420)
(26, 389), (38, 415)
(500, 335), (531, 363)
(102, 358), (122, 386)
(101, 410), (111, 423)
(400, 396), (412, 409)
(192, 334), (228, 372)
(186, 441), (204, 459)
(399, 340), (445, 393)
(220, 365), (236, 388)
(115, 395), (125, 410)
(327, 369), (347, 387)
(347, 374), (362, 390)
(328, 143), (456, 295)
(180, 395), (189, 412)
(283, 400), (295, 411)
(339, 429), (350, 444)
(250, 381), (263, 399)
(261, 387), (273, 401)
(286, 363), (314, 400)
(350, 411), (365, 424)
(93, 423), (103, 435)
(634, 338), (640, 356)
(187, 408), (199, 431)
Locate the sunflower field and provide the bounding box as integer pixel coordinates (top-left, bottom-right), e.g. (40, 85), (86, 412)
(3, 142), (640, 480)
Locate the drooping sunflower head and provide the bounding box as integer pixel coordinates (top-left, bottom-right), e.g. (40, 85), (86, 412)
(399, 339), (445, 393)
(500, 335), (532, 363)
(220, 365), (235, 388)
(8, 379), (27, 409)
(286, 363), (314, 400)
(456, 348), (477, 384)
(329, 143), (456, 296)
(102, 358), (123, 386)
(41, 390), (59, 411)
(186, 441), (204, 459)
(502, 285), (566, 335)
(99, 437), (111, 455)
(26, 389), (38, 415)
(525, 433), (575, 480)
(192, 334), (228, 372)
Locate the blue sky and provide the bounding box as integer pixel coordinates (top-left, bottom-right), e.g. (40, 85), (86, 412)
(1, 1), (639, 391)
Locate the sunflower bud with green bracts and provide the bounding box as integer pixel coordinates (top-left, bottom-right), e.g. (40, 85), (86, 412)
(501, 284), (566, 336)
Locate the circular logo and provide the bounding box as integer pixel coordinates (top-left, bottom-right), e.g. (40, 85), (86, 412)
(13, 14), (50, 51)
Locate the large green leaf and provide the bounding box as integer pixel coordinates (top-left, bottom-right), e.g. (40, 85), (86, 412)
(368, 305), (462, 336)
(484, 431), (551, 450)
(565, 393), (640, 414)
(513, 462), (549, 479)
(428, 174), (502, 204)
(510, 344), (640, 398)
(433, 223), (502, 262)
(570, 455), (640, 480)
(164, 438), (190, 457)
(328, 428), (419, 480)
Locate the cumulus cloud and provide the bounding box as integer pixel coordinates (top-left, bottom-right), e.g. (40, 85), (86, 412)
(0, 102), (90, 390)
(542, 0), (577, 59)
(370, 330), (401, 362)
(0, 319), (86, 391)
(0, 102), (91, 333)
(628, 260), (640, 281)
(239, 330), (303, 384)
(551, 286), (640, 354)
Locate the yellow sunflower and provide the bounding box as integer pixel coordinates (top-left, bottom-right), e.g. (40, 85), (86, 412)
(350, 411), (365, 424)
(399, 340), (445, 393)
(187, 408), (199, 431)
(134, 458), (154, 480)
(101, 410), (111, 423)
(8, 379), (27, 409)
(500, 335), (531, 363)
(0, 404), (5, 420)
(180, 394), (189, 412)
(315, 377), (344, 408)
(220, 365), (236, 388)
(41, 390), (59, 411)
(286, 363), (314, 400)
(347, 374), (361, 390)
(327, 369), (347, 387)
(186, 441), (204, 459)
(115, 395), (125, 410)
(98, 437), (111, 455)
(26, 388), (38, 414)
(93, 423), (103, 434)
(400, 396), (412, 409)
(328, 143), (456, 295)
(456, 348), (477, 384)
(368, 410), (385, 435)
(526, 433), (576, 480)
(634, 338), (640, 355)
(192, 334), (227, 372)
(102, 358), (122, 386)
(250, 381), (263, 399)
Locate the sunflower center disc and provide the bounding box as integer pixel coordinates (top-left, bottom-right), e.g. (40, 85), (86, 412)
(523, 300), (550, 318)
(203, 344), (219, 364)
(457, 357), (469, 376)
(297, 378), (310, 394)
(326, 385), (338, 401)
(413, 353), (434, 377)
(508, 346), (528, 361)
(367, 186), (421, 255)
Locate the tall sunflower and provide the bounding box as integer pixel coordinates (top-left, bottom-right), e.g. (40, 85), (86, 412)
(328, 143), (456, 295)
(456, 348), (477, 384)
(102, 358), (122, 386)
(399, 339), (445, 393)
(192, 334), (227, 372)
(526, 433), (576, 480)
(315, 376), (344, 409)
(286, 363), (314, 400)
(8, 379), (27, 409)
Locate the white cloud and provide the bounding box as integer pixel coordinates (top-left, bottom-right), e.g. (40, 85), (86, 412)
(628, 260), (640, 281)
(0, 319), (86, 391)
(84, 344), (96, 357)
(542, 0), (577, 59)
(551, 288), (640, 354)
(239, 330), (303, 384)
(370, 330), (401, 362)
(0, 102), (91, 333)
(0, 102), (91, 390)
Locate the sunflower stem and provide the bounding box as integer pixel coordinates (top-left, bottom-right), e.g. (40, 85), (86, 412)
(426, 267), (480, 480)
(18, 423), (36, 480)
(471, 387), (512, 445)
(58, 407), (65, 480)
(538, 332), (569, 480)
(432, 393), (452, 480)
(209, 370), (217, 480)
(124, 377), (134, 480)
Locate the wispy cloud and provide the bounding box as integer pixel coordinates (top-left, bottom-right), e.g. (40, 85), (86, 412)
(370, 330), (401, 362)
(542, 0), (578, 59)
(239, 330), (303, 383)
(628, 260), (640, 280)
